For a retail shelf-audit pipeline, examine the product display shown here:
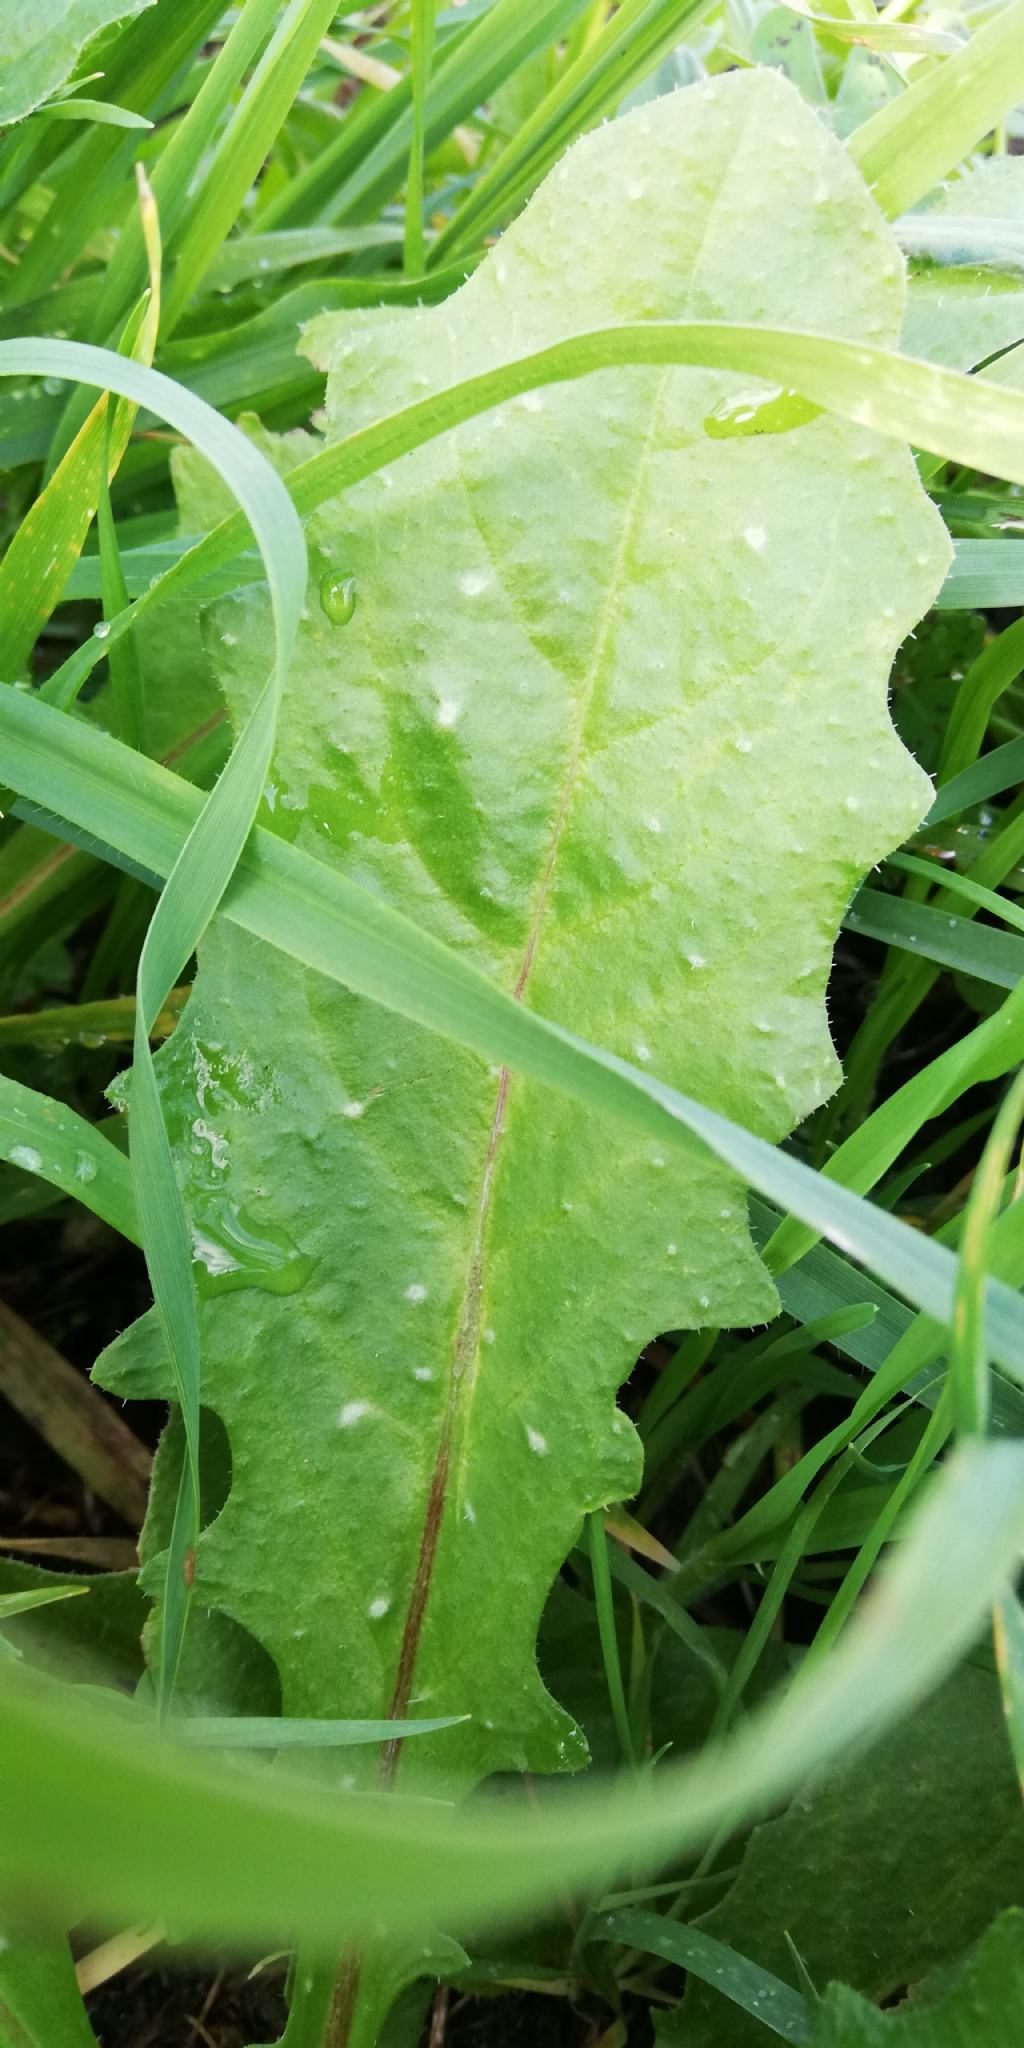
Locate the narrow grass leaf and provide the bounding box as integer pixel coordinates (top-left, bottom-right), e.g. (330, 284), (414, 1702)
(951, 1069), (1024, 1437)
(849, 0), (1024, 219)
(595, 1908), (812, 2042)
(926, 738), (1024, 826)
(161, 0), (358, 334)
(0, 1072), (137, 1242)
(55, 317), (1024, 711)
(993, 1587), (1024, 1797)
(845, 888), (1024, 989)
(0, 1445), (1018, 1944)
(7, 682), (1024, 1378)
(0, 336), (306, 1710)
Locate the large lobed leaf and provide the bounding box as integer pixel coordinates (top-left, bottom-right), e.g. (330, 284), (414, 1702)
(672, 1660), (1024, 2045)
(808, 1910), (1024, 2047)
(99, 69), (947, 1802)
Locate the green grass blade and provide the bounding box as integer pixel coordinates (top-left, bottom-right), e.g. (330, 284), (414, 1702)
(0, 1445), (1019, 1944)
(587, 1512), (636, 1769)
(937, 614), (1024, 785)
(43, 318), (1024, 723)
(0, 336), (307, 1711)
(993, 1585), (1024, 1796)
(5, 686), (1024, 1379)
(92, 0), (283, 341)
(8, 0), (223, 305)
(766, 984), (1024, 1278)
(938, 541), (1024, 612)
(926, 738), (1024, 826)
(428, 0), (717, 264)
(802, 1391), (952, 1666)
(259, 0), (586, 231)
(849, 0), (1024, 219)
(951, 1068), (1024, 1438)
(0, 1073), (137, 1242)
(161, 0), (341, 334)
(169, 1714), (468, 1748)
(888, 852), (1024, 938)
(404, 0), (436, 276)
(845, 887), (1024, 988)
(592, 1909), (812, 2041)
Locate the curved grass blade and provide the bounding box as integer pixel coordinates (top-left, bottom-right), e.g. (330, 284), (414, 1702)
(0, 1073), (137, 1241)
(0, 1445), (1019, 1945)
(39, 313), (1024, 727)
(4, 687), (1024, 1380)
(592, 1908), (813, 2042)
(765, 982), (1024, 1278)
(951, 1068), (1024, 1438)
(170, 1714), (468, 1749)
(927, 738), (1024, 827)
(161, 0), (342, 335)
(844, 888), (1024, 989)
(849, 0), (1024, 219)
(0, 337), (306, 1708)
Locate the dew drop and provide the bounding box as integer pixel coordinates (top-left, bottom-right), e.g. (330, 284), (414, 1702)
(404, 1282), (428, 1303)
(319, 571), (357, 626)
(8, 1144), (42, 1173)
(368, 1596), (390, 1619)
(74, 1152), (97, 1185)
(337, 1401), (371, 1428)
(704, 386), (818, 439)
(526, 1425), (548, 1456)
(92, 621), (111, 641)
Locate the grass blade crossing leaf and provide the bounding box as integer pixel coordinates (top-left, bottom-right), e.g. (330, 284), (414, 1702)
(0, 1444), (1020, 1944)
(0, 335), (306, 1709)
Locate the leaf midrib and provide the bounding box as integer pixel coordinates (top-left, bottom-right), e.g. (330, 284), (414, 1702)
(380, 102), (762, 1763)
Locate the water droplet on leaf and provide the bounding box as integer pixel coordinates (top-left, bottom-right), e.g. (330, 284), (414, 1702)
(8, 1144), (42, 1174)
(704, 386), (819, 439)
(319, 571), (357, 626)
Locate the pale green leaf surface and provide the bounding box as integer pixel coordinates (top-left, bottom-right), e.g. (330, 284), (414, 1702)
(678, 1664), (1024, 2047)
(808, 1910), (1024, 2047)
(0, 0), (155, 127)
(97, 69), (947, 1793)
